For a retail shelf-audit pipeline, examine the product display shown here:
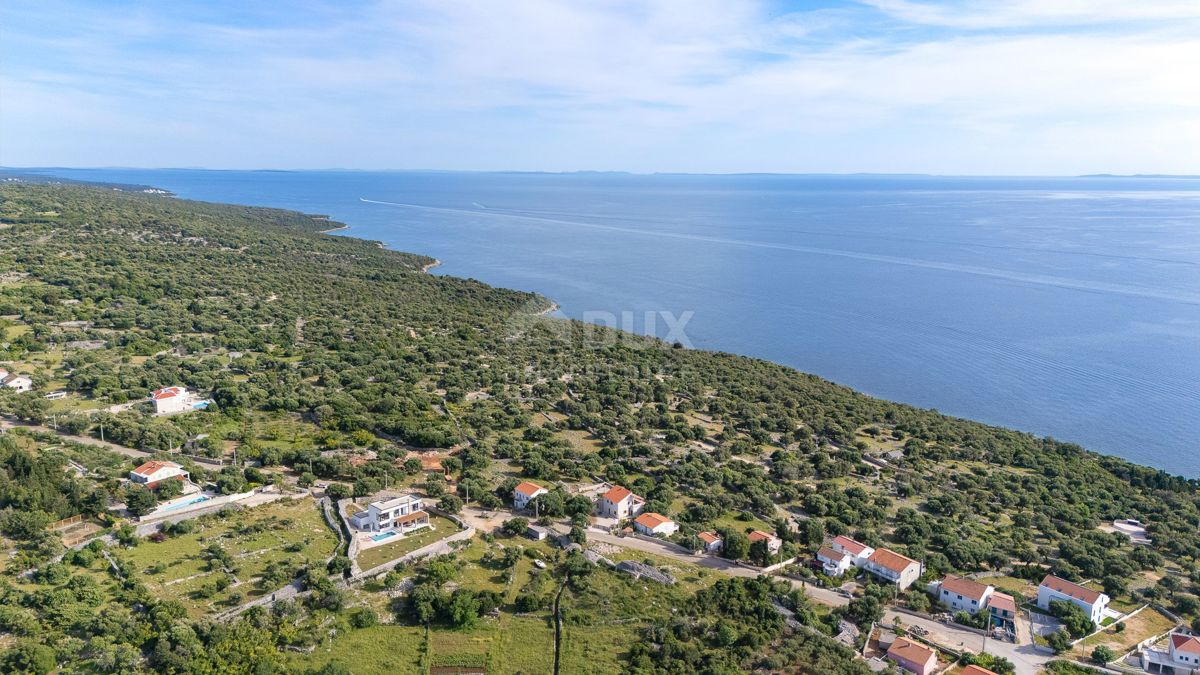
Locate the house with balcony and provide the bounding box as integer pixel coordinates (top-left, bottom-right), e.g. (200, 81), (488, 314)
(350, 494), (429, 533)
(596, 485), (645, 520)
(863, 547), (922, 590)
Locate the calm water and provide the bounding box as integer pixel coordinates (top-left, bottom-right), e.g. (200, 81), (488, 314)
(25, 169), (1200, 476)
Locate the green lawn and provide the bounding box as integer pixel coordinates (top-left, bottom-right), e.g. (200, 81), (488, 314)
(356, 515), (460, 572)
(287, 624), (425, 675)
(120, 497), (336, 617)
(1073, 606), (1176, 659)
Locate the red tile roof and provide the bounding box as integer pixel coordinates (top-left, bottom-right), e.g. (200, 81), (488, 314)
(514, 481), (546, 497)
(748, 530), (778, 543)
(939, 575), (992, 602)
(602, 485), (634, 503)
(887, 637), (936, 666)
(1172, 633), (1200, 656)
(1040, 575), (1104, 605)
(831, 535), (869, 555)
(151, 386), (184, 400)
(868, 547), (918, 573)
(697, 531), (721, 544)
(817, 546), (847, 562)
(987, 592), (1017, 615)
(634, 512), (673, 530)
(132, 460), (182, 476)
(961, 666), (999, 675)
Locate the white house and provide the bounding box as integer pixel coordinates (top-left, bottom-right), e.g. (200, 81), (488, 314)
(513, 481), (548, 510)
(633, 512), (678, 537)
(830, 535), (875, 567)
(1038, 575), (1110, 625)
(748, 529), (782, 555)
(1142, 631), (1200, 674)
(596, 485), (645, 520)
(817, 546), (852, 576)
(863, 547), (923, 590)
(150, 386), (198, 414)
(697, 531), (723, 553)
(1, 373), (32, 392)
(350, 494), (429, 533)
(936, 575), (995, 615)
(129, 460), (189, 488)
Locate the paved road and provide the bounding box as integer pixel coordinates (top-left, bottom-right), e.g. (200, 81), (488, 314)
(1, 415), (150, 459)
(884, 610), (1049, 675)
(583, 524), (1048, 673)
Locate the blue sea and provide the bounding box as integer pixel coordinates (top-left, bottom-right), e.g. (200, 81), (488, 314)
(23, 169), (1200, 476)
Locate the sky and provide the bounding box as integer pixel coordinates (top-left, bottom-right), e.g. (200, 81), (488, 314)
(2, 0), (1199, 174)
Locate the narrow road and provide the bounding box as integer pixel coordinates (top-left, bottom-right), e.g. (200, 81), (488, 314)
(1, 415), (150, 459)
(585, 526), (1046, 673)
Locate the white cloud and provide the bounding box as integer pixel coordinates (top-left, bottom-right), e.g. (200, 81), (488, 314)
(2, 0), (1199, 172)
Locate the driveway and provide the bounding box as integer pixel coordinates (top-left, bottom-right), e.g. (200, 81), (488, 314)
(884, 611), (1051, 675)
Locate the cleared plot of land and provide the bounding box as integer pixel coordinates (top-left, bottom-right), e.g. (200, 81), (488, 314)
(1073, 606), (1176, 659)
(120, 496), (336, 617)
(285, 624), (425, 675)
(355, 514), (460, 571)
(986, 575), (1038, 602)
(557, 428), (604, 454)
(560, 622), (637, 674)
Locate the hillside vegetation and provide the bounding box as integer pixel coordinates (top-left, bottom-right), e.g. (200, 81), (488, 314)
(0, 182), (1197, 673)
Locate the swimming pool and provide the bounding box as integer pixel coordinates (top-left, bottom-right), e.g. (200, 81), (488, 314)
(370, 530), (398, 542)
(158, 495), (211, 513)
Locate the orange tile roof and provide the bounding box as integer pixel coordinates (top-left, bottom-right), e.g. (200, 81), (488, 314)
(748, 530), (778, 543)
(961, 666), (998, 675)
(987, 592), (1017, 614)
(151, 386), (184, 400)
(697, 531), (721, 544)
(817, 546), (847, 562)
(887, 637), (936, 665)
(602, 485), (634, 503)
(939, 575), (992, 602)
(132, 460), (182, 476)
(832, 535), (869, 555)
(634, 512), (673, 529)
(1172, 633), (1200, 655)
(514, 481), (546, 497)
(868, 547), (918, 573)
(1040, 575), (1104, 605)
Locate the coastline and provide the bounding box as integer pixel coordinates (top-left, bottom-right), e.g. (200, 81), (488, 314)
(318, 224), (349, 234)
(421, 259), (442, 273)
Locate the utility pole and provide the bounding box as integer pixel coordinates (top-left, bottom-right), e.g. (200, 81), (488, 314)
(99, 420), (104, 443)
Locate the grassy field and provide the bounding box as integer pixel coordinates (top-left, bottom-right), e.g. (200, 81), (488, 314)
(986, 575), (1038, 602)
(356, 514), (460, 572)
(287, 624), (426, 674)
(1073, 606), (1177, 659)
(120, 496), (336, 617)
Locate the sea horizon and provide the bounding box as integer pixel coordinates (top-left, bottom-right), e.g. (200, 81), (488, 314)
(12, 167), (1200, 477)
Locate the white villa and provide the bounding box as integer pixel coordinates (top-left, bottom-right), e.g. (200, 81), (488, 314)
(596, 485), (645, 520)
(1143, 631), (1200, 674)
(633, 512), (678, 537)
(831, 535), (875, 566)
(150, 386), (206, 415)
(935, 575), (995, 615)
(1, 372), (32, 392)
(817, 546), (852, 576)
(513, 481), (548, 510)
(863, 547), (923, 590)
(350, 494), (430, 533)
(1038, 574), (1110, 625)
(129, 460), (190, 488)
